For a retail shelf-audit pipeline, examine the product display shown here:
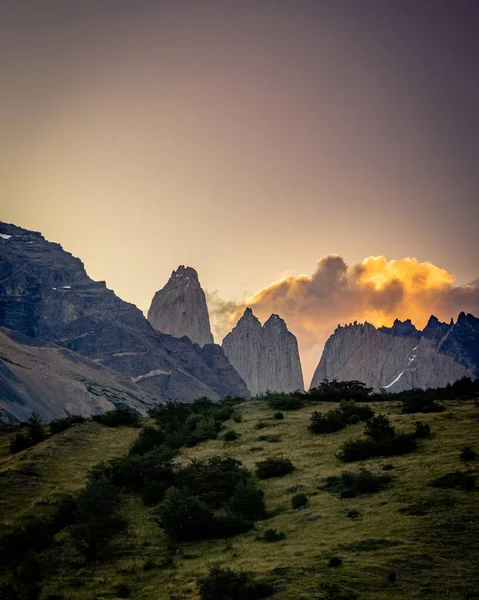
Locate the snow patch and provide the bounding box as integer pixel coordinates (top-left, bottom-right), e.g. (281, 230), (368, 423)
(383, 371), (405, 389)
(0, 234), (12, 240)
(133, 369), (171, 382)
(61, 286), (72, 289)
(111, 352), (140, 357)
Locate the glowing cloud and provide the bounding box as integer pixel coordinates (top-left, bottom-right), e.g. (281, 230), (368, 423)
(208, 256), (479, 387)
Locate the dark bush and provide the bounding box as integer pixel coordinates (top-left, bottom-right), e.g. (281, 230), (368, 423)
(198, 567), (274, 600)
(364, 415), (396, 441)
(414, 421), (431, 438)
(328, 557), (342, 568)
(339, 400), (374, 421)
(308, 380), (373, 403)
(232, 413), (243, 423)
(178, 457), (250, 508)
(156, 487), (216, 541)
(255, 421), (267, 430)
(70, 478), (126, 561)
(92, 408), (140, 427)
(348, 414), (360, 425)
(346, 509), (361, 520)
(257, 434), (281, 443)
(291, 493), (308, 509)
(262, 529), (286, 542)
(0, 517), (54, 578)
(9, 413), (47, 453)
(338, 433), (417, 462)
(323, 470), (393, 497)
(129, 426), (165, 455)
(460, 446), (477, 461)
(256, 458), (294, 479)
(9, 432), (34, 453)
(273, 411), (284, 420)
(400, 392), (444, 414)
(388, 572), (397, 584)
(223, 430), (240, 442)
(114, 583), (131, 598)
(263, 392), (305, 411)
(229, 480), (265, 521)
(310, 409), (346, 434)
(49, 415), (86, 435)
(430, 471), (476, 490)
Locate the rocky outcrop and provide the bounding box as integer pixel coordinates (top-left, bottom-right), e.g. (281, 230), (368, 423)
(147, 266), (214, 347)
(311, 314), (479, 392)
(0, 222), (250, 403)
(222, 308), (304, 395)
(0, 327), (158, 422)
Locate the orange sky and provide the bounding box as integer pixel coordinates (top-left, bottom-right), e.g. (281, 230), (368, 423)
(1, 2), (478, 385)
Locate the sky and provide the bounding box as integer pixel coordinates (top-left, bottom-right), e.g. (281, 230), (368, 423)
(1, 1), (478, 385)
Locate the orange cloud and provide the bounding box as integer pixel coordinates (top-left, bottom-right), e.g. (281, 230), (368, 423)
(208, 256), (479, 387)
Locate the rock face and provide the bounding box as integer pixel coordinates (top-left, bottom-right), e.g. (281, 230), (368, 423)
(0, 327), (157, 422)
(0, 222), (250, 405)
(147, 266), (214, 347)
(222, 308), (304, 395)
(311, 314), (479, 392)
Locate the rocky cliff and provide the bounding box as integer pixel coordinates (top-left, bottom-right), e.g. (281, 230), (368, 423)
(311, 314), (479, 392)
(0, 327), (157, 422)
(0, 222), (249, 405)
(222, 308), (304, 395)
(147, 266), (214, 347)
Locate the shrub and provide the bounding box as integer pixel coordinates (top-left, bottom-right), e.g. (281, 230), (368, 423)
(92, 408), (140, 427)
(401, 392), (444, 414)
(114, 583), (131, 598)
(9, 432), (34, 453)
(339, 400), (374, 421)
(156, 487), (215, 541)
(414, 421), (431, 438)
(430, 471), (476, 491)
(257, 434), (281, 443)
(255, 421), (267, 430)
(346, 509), (361, 520)
(198, 567), (274, 600)
(256, 458), (294, 479)
(129, 426), (165, 455)
(10, 413), (47, 453)
(460, 446), (477, 461)
(291, 493), (308, 509)
(273, 411), (284, 420)
(70, 479), (126, 561)
(178, 457), (250, 508)
(308, 380), (373, 403)
(262, 529), (286, 542)
(323, 470), (393, 497)
(328, 557), (342, 568)
(364, 415), (396, 441)
(264, 392), (305, 411)
(49, 415), (86, 435)
(229, 480), (265, 521)
(310, 410), (346, 434)
(337, 434), (417, 462)
(223, 430), (240, 442)
(232, 413), (243, 423)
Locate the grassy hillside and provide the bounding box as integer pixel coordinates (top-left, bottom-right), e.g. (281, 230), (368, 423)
(1, 399), (478, 600)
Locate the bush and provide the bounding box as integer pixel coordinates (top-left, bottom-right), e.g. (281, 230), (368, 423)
(400, 392), (444, 414)
(310, 409), (346, 434)
(114, 583), (131, 598)
(49, 415), (86, 435)
(254, 421), (267, 430)
(323, 470), (393, 497)
(229, 480), (265, 521)
(70, 479), (126, 561)
(198, 567), (274, 600)
(262, 529), (286, 542)
(414, 421), (431, 439)
(273, 411), (284, 420)
(223, 430), (240, 442)
(460, 446), (477, 461)
(257, 434), (281, 443)
(265, 393), (305, 411)
(291, 493), (308, 509)
(430, 471), (476, 491)
(308, 380), (373, 403)
(9, 413), (47, 453)
(232, 413), (243, 423)
(256, 458), (294, 479)
(338, 434), (417, 462)
(156, 487), (216, 541)
(178, 457), (250, 508)
(328, 557), (342, 568)
(92, 408), (140, 427)
(364, 415), (396, 441)
(129, 426), (165, 455)
(339, 400), (374, 421)
(9, 432), (34, 453)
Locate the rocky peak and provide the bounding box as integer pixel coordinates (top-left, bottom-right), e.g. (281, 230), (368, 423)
(222, 308), (304, 395)
(147, 265), (214, 347)
(379, 318), (419, 338)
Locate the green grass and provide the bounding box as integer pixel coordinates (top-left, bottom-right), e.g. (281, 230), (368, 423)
(1, 400), (478, 599)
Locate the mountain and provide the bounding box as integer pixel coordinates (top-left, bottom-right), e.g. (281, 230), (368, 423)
(0, 222), (249, 409)
(0, 327), (157, 422)
(222, 308), (304, 395)
(147, 265), (214, 347)
(311, 314), (479, 391)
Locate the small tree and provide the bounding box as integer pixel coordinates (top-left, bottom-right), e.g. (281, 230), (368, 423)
(26, 412), (46, 444)
(364, 415), (395, 441)
(156, 487), (215, 542)
(256, 458), (294, 479)
(229, 480), (265, 521)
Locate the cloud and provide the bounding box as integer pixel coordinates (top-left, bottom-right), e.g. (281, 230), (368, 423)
(207, 255), (479, 387)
